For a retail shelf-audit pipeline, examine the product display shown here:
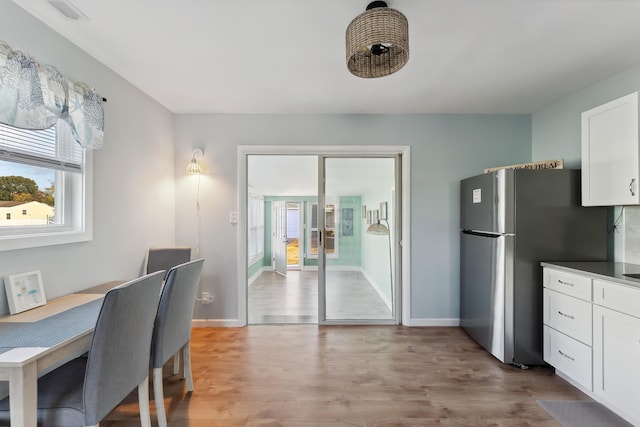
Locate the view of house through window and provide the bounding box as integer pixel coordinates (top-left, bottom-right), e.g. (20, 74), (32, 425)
(0, 122), (85, 243)
(0, 159), (56, 226)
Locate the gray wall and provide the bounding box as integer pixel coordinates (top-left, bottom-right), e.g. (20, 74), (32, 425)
(174, 114), (531, 323)
(0, 3), (176, 314)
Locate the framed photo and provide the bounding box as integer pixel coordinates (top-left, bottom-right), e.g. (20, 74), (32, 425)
(4, 270), (47, 314)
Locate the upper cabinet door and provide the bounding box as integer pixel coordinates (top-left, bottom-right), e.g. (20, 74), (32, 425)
(581, 92), (640, 206)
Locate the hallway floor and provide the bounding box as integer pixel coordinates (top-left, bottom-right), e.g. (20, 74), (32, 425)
(248, 270), (392, 324)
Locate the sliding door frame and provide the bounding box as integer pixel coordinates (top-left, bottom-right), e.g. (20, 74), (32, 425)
(318, 154), (401, 325)
(238, 145), (411, 326)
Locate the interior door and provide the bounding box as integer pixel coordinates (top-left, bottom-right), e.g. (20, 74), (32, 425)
(272, 200), (287, 276)
(318, 156), (400, 324)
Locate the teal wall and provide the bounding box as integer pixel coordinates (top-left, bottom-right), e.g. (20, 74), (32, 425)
(532, 63), (640, 167)
(327, 196), (362, 267)
(531, 64), (640, 263)
(248, 258), (263, 278)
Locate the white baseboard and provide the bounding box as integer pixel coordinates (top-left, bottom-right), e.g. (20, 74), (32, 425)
(248, 266), (270, 285)
(405, 318), (460, 327)
(192, 319), (245, 327)
(191, 318), (461, 327)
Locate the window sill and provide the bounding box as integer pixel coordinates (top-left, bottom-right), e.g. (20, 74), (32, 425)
(0, 229), (92, 252)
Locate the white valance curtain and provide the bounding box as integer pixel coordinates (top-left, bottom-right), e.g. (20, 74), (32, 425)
(0, 40), (104, 150)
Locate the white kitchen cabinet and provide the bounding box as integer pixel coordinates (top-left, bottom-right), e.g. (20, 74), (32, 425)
(593, 303), (640, 423)
(581, 91), (640, 206)
(543, 265), (640, 425)
(542, 269), (593, 390)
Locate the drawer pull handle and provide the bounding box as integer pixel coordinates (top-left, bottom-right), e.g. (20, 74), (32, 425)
(558, 310), (575, 320)
(558, 279), (575, 287)
(558, 350), (575, 362)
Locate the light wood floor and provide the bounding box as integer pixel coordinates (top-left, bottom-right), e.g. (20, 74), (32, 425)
(102, 325), (587, 426)
(248, 271), (392, 324)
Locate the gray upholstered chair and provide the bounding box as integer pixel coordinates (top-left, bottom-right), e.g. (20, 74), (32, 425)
(145, 246), (191, 279)
(0, 271), (165, 427)
(150, 258), (204, 427)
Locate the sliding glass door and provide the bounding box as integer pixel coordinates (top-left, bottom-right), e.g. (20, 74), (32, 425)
(318, 156), (400, 324)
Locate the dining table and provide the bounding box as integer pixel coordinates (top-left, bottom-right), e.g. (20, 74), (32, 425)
(0, 281), (122, 427)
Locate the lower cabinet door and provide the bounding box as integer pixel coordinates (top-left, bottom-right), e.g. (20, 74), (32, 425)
(543, 325), (592, 390)
(593, 305), (640, 424)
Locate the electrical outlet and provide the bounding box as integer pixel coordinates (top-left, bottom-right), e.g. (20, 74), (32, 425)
(201, 291), (211, 304)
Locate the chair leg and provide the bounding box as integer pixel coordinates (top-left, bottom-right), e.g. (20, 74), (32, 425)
(173, 351), (181, 376)
(153, 367), (168, 427)
(138, 376), (152, 427)
(183, 340), (193, 392)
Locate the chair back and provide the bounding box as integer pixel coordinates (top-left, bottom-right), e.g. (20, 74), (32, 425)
(151, 259), (204, 369)
(83, 271), (165, 425)
(145, 247), (191, 279)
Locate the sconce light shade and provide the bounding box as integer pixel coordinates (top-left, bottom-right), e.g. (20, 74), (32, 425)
(346, 1), (409, 78)
(186, 148), (204, 175)
(367, 222), (389, 235)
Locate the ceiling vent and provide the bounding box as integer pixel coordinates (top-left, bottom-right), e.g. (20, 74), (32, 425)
(47, 0), (88, 20)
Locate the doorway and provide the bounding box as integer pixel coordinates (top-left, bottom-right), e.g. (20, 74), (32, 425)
(286, 202), (302, 269)
(241, 146), (411, 326)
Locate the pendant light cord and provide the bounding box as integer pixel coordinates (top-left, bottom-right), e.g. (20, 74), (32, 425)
(196, 174), (201, 257)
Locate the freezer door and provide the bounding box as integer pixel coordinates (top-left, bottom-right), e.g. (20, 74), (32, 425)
(460, 230), (515, 363)
(460, 169), (514, 234)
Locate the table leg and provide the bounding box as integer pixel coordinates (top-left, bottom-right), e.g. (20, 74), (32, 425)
(9, 361), (38, 427)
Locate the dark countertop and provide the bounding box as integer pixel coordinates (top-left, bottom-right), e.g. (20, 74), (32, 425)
(541, 261), (640, 290)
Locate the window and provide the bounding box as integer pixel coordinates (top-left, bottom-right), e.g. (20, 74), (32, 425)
(248, 188), (264, 264)
(307, 201), (338, 258)
(0, 122), (92, 251)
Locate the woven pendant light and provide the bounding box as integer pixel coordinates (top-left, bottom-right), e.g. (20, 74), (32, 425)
(346, 1), (409, 78)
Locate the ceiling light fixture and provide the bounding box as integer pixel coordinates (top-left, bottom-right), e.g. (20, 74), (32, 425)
(346, 1), (409, 78)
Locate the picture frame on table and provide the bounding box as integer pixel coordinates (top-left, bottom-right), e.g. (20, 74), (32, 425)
(4, 270), (47, 314)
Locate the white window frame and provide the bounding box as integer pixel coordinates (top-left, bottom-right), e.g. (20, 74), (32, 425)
(248, 187), (264, 265)
(0, 126), (92, 251)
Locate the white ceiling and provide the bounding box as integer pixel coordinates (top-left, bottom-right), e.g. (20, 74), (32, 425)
(12, 0), (640, 115)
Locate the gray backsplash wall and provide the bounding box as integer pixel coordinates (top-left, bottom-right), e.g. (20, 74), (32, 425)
(624, 206), (640, 264)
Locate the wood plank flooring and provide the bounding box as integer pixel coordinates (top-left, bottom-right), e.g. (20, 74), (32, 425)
(102, 325), (587, 426)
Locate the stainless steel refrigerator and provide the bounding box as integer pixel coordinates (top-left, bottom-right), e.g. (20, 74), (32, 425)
(460, 168), (608, 367)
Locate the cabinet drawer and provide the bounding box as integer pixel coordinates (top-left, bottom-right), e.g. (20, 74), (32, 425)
(544, 288), (592, 345)
(593, 279), (640, 318)
(543, 325), (592, 391)
(544, 268), (592, 301)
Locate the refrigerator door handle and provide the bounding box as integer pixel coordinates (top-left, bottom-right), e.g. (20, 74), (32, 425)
(461, 229), (508, 238)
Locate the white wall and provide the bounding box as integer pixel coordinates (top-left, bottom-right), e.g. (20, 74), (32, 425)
(0, 3), (176, 315)
(173, 114), (531, 324)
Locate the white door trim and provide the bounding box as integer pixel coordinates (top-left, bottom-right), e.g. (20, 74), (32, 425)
(238, 145), (412, 326)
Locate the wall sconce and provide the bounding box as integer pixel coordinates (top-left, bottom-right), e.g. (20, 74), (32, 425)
(186, 148), (204, 175)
